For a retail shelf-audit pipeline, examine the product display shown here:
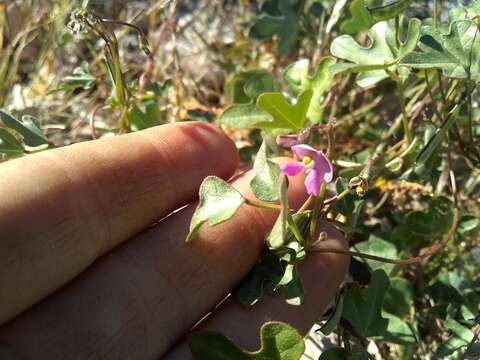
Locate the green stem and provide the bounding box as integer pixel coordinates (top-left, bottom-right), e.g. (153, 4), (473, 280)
(395, 77), (413, 144)
(433, 0), (439, 28)
(296, 195), (314, 214)
(467, 85), (475, 145)
(308, 183), (327, 244)
(245, 199), (282, 211)
(324, 188), (350, 206)
(287, 214), (304, 245)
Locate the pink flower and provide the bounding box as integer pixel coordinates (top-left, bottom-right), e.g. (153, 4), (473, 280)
(280, 144), (333, 196)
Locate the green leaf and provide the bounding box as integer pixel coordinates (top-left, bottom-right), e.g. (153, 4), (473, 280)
(220, 70), (279, 129)
(383, 277), (414, 317)
(340, 0), (374, 34)
(220, 104), (273, 129)
(236, 226), (308, 306)
(249, 0), (301, 54)
(251, 141), (282, 202)
(415, 105), (460, 166)
(256, 90), (313, 131)
(374, 311), (416, 345)
(435, 316), (477, 357)
(60, 61), (96, 91)
(332, 177), (355, 216)
(283, 57), (336, 123)
(319, 294), (344, 335)
(127, 99), (160, 131)
(187, 176), (245, 242)
(400, 20), (480, 82)
(457, 214), (479, 236)
(319, 345), (370, 359)
(330, 18), (421, 87)
(405, 196), (454, 238)
(342, 269), (390, 337)
(0, 128), (24, 157)
(365, 0), (412, 21)
(449, 0), (480, 22)
(354, 233), (399, 275)
(188, 321), (305, 360)
(0, 110), (49, 148)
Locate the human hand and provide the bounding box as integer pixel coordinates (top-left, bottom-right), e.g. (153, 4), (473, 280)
(0, 122), (348, 359)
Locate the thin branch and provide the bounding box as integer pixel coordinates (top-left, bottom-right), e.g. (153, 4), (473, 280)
(310, 208), (459, 265)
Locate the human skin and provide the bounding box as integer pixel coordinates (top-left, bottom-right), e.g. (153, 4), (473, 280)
(0, 121), (349, 359)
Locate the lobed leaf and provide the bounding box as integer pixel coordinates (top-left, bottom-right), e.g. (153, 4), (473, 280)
(256, 90), (313, 131)
(330, 18), (421, 87)
(283, 57), (336, 123)
(188, 321), (305, 360)
(342, 269), (390, 337)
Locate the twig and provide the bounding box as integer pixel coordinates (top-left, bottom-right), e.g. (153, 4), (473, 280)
(310, 208), (459, 265)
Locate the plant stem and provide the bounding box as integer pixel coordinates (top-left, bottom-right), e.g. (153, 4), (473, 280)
(324, 188), (351, 206)
(467, 84), (475, 145)
(433, 0), (439, 28)
(287, 214), (304, 245)
(245, 199), (282, 211)
(395, 77), (413, 144)
(308, 183), (327, 243)
(310, 208), (458, 265)
(296, 195), (314, 214)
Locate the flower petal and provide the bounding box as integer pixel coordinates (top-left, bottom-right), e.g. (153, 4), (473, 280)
(280, 161), (305, 176)
(314, 150), (334, 183)
(304, 169), (321, 196)
(291, 144), (318, 161)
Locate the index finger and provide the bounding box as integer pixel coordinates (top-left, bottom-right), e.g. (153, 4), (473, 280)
(0, 122), (238, 324)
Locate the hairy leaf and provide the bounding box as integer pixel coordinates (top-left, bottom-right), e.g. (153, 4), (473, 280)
(187, 176), (245, 242)
(250, 141), (282, 202)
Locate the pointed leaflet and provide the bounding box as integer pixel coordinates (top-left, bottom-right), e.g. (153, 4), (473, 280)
(401, 20), (480, 82)
(188, 321), (305, 360)
(330, 19), (421, 87)
(250, 141), (283, 202)
(342, 269), (390, 337)
(249, 0), (301, 54)
(220, 70), (278, 129)
(187, 176), (245, 242)
(256, 89), (313, 131)
(0, 110), (49, 148)
(283, 57), (336, 123)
